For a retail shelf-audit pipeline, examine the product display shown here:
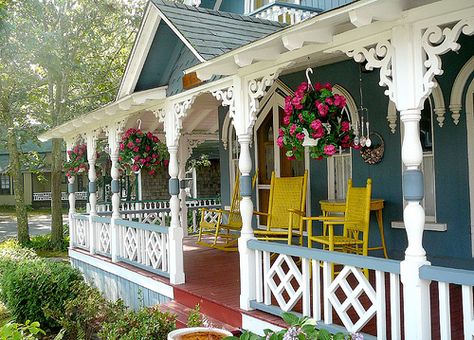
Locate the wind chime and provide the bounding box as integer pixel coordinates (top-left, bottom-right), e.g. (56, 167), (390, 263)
(354, 67), (371, 148)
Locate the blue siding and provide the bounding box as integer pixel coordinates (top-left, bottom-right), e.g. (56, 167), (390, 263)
(301, 0), (354, 11)
(71, 258), (170, 310)
(220, 0), (245, 14)
(167, 46), (200, 96)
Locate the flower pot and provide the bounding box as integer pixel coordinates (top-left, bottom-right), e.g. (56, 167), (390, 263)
(302, 128), (319, 147)
(167, 327), (232, 340)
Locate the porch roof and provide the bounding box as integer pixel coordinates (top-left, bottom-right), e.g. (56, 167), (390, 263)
(151, 0), (287, 61)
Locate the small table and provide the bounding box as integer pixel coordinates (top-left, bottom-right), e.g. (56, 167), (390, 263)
(319, 199), (388, 258)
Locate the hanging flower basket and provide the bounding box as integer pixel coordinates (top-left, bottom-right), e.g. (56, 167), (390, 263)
(119, 128), (169, 175)
(277, 81), (356, 160)
(64, 144), (88, 178)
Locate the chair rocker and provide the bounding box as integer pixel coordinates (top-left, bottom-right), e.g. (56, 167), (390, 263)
(197, 172), (257, 251)
(304, 178), (372, 276)
(253, 170), (308, 246)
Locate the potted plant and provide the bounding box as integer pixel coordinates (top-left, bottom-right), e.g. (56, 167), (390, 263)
(119, 128), (169, 175)
(277, 81), (356, 160)
(64, 144), (88, 178)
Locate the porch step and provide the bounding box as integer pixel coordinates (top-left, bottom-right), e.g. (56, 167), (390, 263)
(173, 286), (243, 329)
(160, 300), (240, 334)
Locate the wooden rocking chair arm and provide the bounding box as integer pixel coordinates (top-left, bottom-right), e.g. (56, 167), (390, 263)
(287, 209), (305, 216)
(253, 211), (269, 217)
(301, 216), (345, 222)
(322, 219), (363, 226)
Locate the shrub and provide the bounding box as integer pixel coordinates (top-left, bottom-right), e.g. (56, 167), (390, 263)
(98, 305), (176, 340)
(26, 233), (69, 252)
(0, 259), (83, 331)
(0, 320), (45, 339)
(58, 282), (127, 340)
(0, 241), (38, 277)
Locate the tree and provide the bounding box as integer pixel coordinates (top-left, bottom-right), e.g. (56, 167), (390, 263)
(0, 0), (44, 245)
(21, 0), (144, 249)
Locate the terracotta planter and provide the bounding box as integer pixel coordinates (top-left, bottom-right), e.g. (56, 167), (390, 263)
(168, 327), (233, 340)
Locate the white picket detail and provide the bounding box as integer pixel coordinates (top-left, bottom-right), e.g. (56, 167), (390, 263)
(254, 5), (316, 24)
(462, 285), (474, 339)
(95, 219), (111, 255)
(389, 273), (401, 340)
(72, 214), (90, 250)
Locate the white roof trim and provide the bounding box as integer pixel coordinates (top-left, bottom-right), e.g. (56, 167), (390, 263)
(151, 3), (205, 63)
(117, 4), (161, 99)
(39, 86), (168, 141)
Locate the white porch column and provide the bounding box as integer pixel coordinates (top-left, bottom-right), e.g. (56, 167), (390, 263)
(65, 141), (76, 248)
(106, 121), (124, 262)
(178, 140), (190, 237)
(212, 68), (286, 310)
(86, 132), (98, 254)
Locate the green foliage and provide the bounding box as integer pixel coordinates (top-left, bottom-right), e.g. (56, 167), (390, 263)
(0, 259), (83, 331)
(98, 306), (176, 340)
(0, 320), (45, 340)
(186, 304), (203, 328)
(26, 233), (68, 252)
(225, 312), (352, 340)
(58, 282), (127, 340)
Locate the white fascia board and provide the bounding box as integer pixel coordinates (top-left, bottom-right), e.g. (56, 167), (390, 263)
(117, 4), (161, 100)
(151, 4), (205, 63)
(39, 86), (167, 141)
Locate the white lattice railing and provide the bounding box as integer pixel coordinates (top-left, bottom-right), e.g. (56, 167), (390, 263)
(420, 265), (474, 339)
(92, 215), (112, 257)
(34, 191), (88, 201)
(71, 214), (90, 250)
(252, 3), (319, 24)
(116, 219), (169, 277)
(248, 240), (401, 339)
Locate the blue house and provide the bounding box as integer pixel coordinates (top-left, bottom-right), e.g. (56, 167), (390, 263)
(41, 0), (474, 338)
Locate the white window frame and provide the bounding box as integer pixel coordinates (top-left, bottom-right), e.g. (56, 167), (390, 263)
(0, 175), (11, 195)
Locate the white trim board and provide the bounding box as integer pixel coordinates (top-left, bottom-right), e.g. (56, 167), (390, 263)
(391, 221), (447, 232)
(241, 314), (283, 336)
(69, 249), (174, 299)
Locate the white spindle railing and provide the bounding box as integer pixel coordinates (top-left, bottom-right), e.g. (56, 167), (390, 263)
(33, 191), (88, 201)
(248, 240), (401, 339)
(253, 4), (318, 24)
(71, 214), (90, 250)
(420, 265), (474, 340)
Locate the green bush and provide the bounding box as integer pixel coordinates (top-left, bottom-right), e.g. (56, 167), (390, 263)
(0, 320), (45, 339)
(0, 259), (83, 331)
(0, 241), (38, 277)
(26, 233), (69, 252)
(58, 282), (126, 340)
(98, 306), (176, 340)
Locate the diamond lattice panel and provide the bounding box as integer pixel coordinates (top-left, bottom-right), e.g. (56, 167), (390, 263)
(77, 220), (87, 246)
(146, 232), (163, 269)
(328, 266), (376, 332)
(99, 223), (111, 253)
(124, 227), (138, 261)
(266, 254), (303, 311)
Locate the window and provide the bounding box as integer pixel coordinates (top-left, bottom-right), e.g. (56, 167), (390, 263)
(0, 175), (11, 195)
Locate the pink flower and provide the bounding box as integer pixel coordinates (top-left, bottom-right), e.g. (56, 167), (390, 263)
(135, 138), (141, 143)
(324, 82), (332, 91)
(133, 146), (139, 152)
(152, 136), (159, 143)
(341, 121), (350, 132)
(140, 158), (146, 165)
(324, 144), (337, 156)
(289, 124), (297, 136)
(292, 95), (303, 110)
(127, 141), (135, 149)
(145, 145), (151, 152)
(297, 82), (308, 93)
(133, 155), (140, 161)
(287, 155), (296, 160)
(310, 119), (322, 130)
(317, 103), (329, 117)
(312, 127), (325, 139)
(298, 114), (305, 123)
(147, 132), (153, 139)
(278, 128), (284, 137)
(353, 143), (361, 150)
(67, 150), (72, 156)
(296, 132), (305, 141)
(284, 96), (293, 115)
(314, 82), (322, 91)
(118, 156), (123, 162)
(325, 97), (334, 106)
(73, 146), (78, 154)
(148, 169), (155, 175)
(119, 143), (125, 151)
(283, 115), (291, 125)
(164, 159), (169, 167)
(131, 164), (140, 172)
(334, 94), (346, 108)
(277, 136), (284, 147)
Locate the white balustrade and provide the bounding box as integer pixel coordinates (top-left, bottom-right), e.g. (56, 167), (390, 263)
(254, 5), (317, 24)
(249, 240), (402, 339)
(33, 191), (88, 201)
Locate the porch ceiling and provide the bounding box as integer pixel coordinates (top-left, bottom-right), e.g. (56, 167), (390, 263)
(181, 93), (220, 135)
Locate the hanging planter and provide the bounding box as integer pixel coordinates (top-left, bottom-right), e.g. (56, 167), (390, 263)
(118, 128), (169, 176)
(64, 144), (88, 178)
(277, 71), (356, 160)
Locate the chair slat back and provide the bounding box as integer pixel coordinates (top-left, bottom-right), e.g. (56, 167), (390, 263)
(228, 171), (259, 226)
(344, 178), (372, 236)
(267, 171), (308, 230)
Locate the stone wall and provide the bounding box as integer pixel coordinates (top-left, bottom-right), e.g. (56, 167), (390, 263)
(141, 167), (170, 200)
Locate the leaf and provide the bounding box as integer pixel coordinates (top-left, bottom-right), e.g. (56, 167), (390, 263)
(281, 312), (300, 326)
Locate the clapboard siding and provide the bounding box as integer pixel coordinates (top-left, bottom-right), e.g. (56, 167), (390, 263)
(71, 258), (171, 310)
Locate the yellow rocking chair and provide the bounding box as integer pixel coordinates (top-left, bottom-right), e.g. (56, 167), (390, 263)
(253, 171), (308, 246)
(197, 171), (257, 251)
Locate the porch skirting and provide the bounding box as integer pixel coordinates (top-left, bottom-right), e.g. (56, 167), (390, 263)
(70, 249), (172, 310)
